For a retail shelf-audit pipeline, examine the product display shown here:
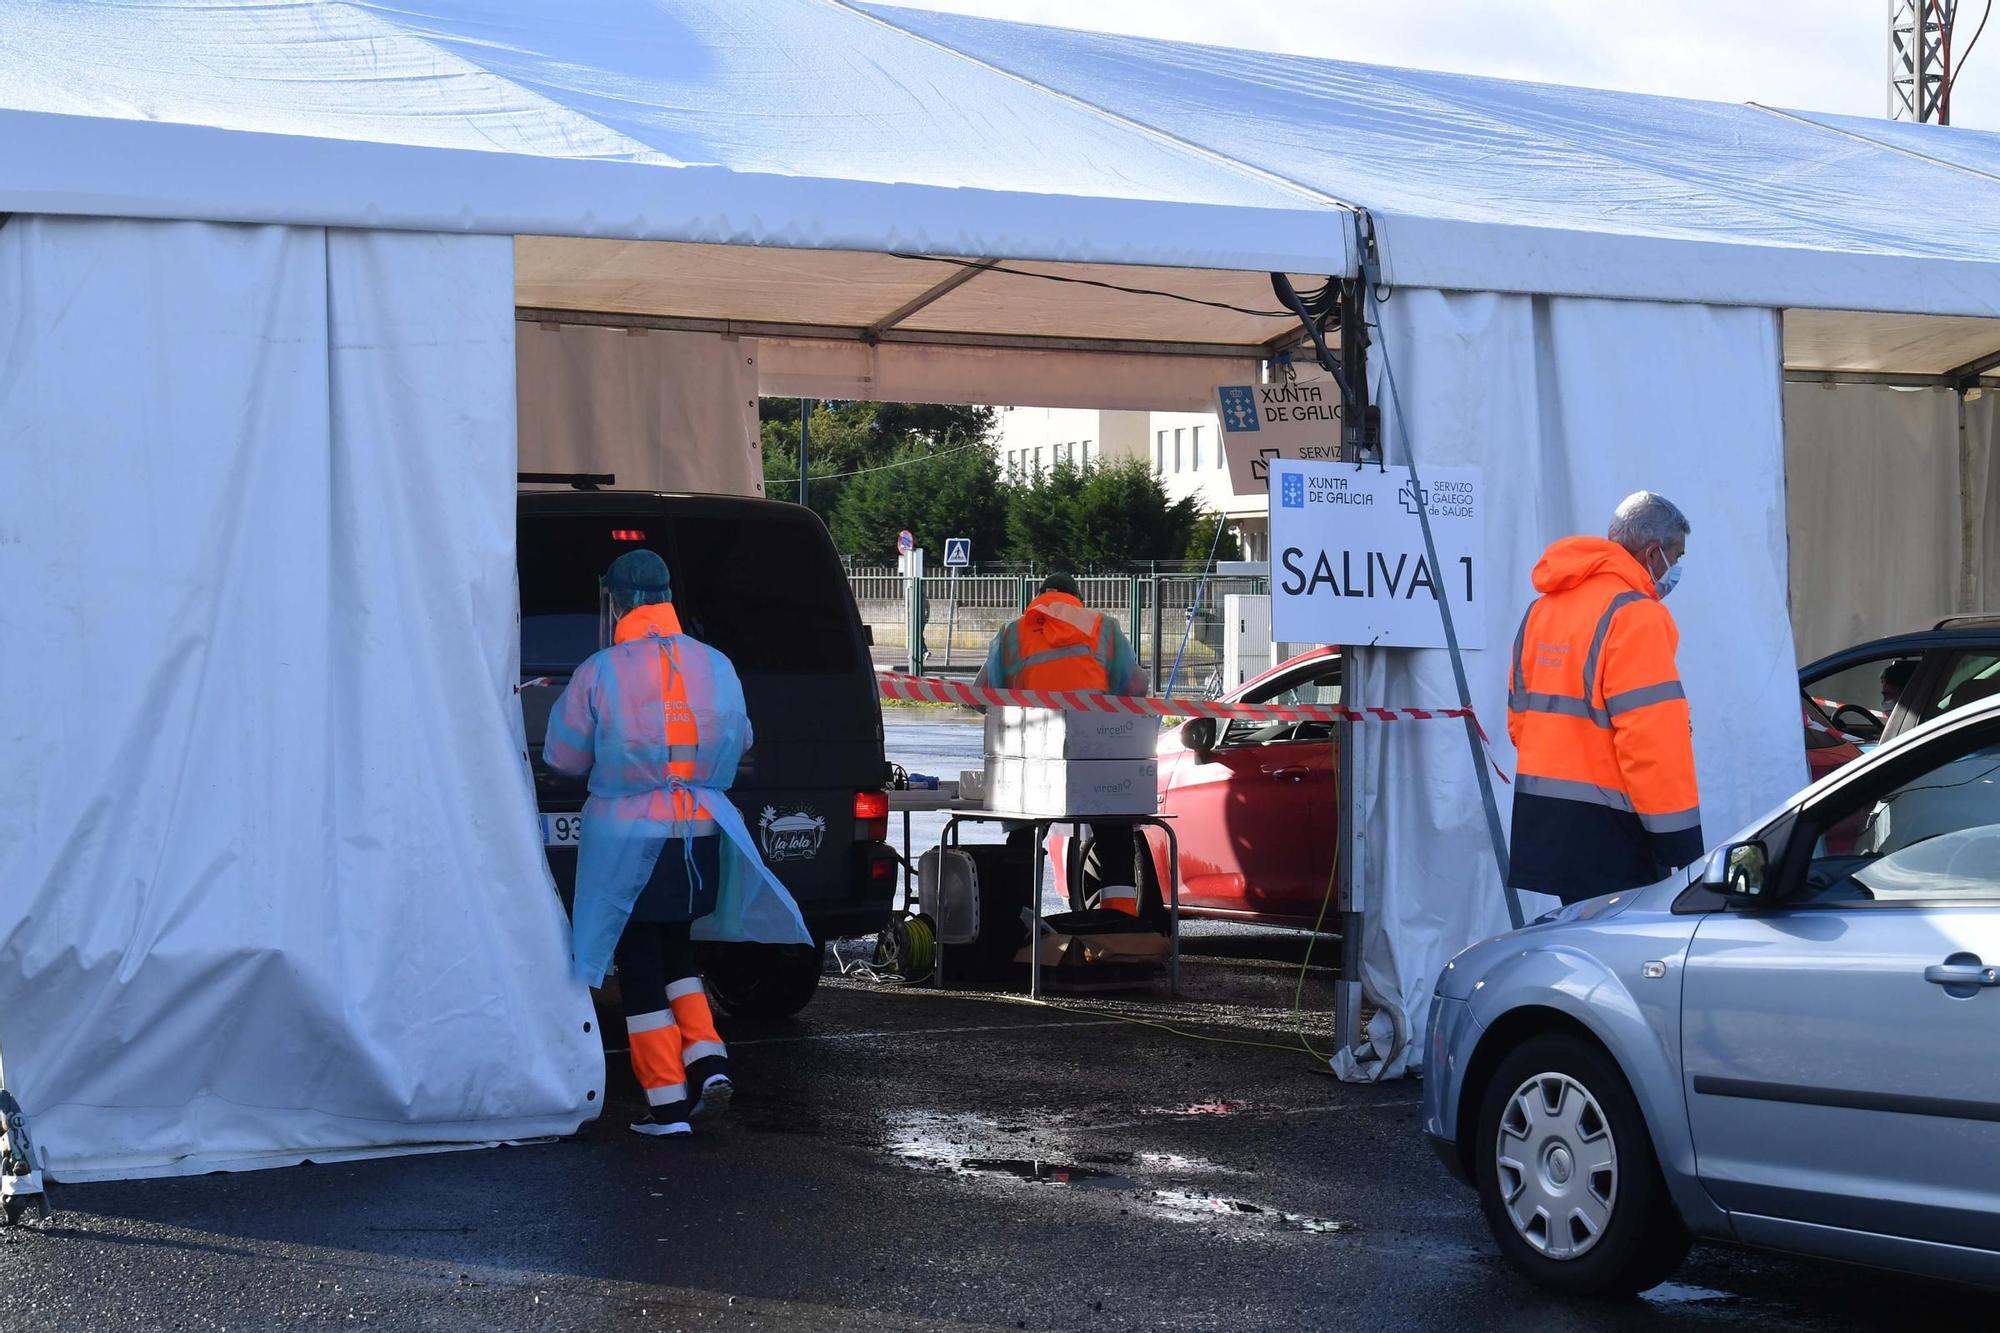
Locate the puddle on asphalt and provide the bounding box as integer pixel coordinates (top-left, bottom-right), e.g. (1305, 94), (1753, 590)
(1148, 1189), (1355, 1234)
(1149, 1100), (1248, 1116)
(1643, 1283), (1734, 1306)
(883, 1109), (1350, 1237)
(953, 1158), (1130, 1186)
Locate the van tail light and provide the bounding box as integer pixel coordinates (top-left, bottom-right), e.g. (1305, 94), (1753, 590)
(855, 790), (890, 842)
(869, 855), (898, 883)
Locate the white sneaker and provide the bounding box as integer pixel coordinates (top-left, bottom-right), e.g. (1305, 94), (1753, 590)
(630, 1110), (693, 1137)
(691, 1074), (733, 1120)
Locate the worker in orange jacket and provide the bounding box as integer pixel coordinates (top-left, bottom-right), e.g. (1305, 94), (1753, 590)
(978, 574), (1149, 915)
(1507, 492), (1702, 904)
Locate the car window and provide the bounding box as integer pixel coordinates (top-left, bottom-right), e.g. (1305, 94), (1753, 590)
(1223, 661), (1342, 747)
(1804, 727), (2000, 905)
(1800, 692), (1851, 751)
(1801, 655), (1916, 745)
(1923, 652), (2000, 721)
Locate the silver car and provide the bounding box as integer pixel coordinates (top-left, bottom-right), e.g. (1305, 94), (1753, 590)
(1424, 693), (2000, 1297)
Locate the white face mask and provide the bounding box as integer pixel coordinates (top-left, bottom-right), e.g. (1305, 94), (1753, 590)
(1649, 547), (1683, 599)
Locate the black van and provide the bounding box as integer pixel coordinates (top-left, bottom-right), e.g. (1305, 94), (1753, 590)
(517, 488), (895, 1017)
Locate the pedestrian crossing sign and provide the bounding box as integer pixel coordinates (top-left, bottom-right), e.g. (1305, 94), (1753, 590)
(944, 537), (972, 568)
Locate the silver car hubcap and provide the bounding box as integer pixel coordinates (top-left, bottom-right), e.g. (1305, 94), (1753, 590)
(1494, 1071), (1618, 1260)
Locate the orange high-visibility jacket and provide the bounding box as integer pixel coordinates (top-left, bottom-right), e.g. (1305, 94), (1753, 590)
(1506, 538), (1702, 901)
(979, 591), (1142, 693)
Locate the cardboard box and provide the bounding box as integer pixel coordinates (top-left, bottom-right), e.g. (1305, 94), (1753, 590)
(983, 706), (1160, 762)
(985, 755), (1159, 817)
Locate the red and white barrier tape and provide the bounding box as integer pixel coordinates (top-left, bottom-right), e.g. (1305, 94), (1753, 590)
(877, 671), (1477, 727)
(1804, 715), (1871, 747)
(879, 673), (1512, 785)
(1804, 697), (1880, 747)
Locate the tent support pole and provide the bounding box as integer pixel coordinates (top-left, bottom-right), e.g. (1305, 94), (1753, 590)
(863, 259), (1000, 340)
(1959, 388), (1985, 613)
(1333, 278), (1368, 1059)
(1945, 348), (2000, 614)
(515, 307), (1270, 361)
(798, 398), (812, 506)
(1354, 215), (1519, 933)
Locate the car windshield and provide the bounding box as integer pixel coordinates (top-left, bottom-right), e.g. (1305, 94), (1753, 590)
(519, 509), (861, 676)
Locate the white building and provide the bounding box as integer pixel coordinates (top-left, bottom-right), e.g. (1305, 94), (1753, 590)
(992, 405), (1273, 559)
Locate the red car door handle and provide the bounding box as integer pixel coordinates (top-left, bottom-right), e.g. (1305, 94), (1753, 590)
(1268, 766), (1311, 782)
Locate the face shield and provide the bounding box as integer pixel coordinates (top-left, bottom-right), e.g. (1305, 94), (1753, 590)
(598, 578), (618, 651)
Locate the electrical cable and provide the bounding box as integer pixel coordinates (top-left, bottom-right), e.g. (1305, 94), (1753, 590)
(829, 960), (1337, 1062)
(1953, 0), (1994, 96)
(1944, 1), (1992, 96)
(831, 853), (1343, 1068)
(1289, 831), (1341, 1063)
(891, 253), (1309, 319)
(1162, 507), (1232, 699)
(792, 432), (983, 483)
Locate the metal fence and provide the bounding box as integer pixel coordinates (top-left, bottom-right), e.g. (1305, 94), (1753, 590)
(851, 567), (1268, 698)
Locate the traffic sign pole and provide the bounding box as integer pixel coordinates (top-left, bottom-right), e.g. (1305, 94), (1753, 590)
(940, 537), (970, 670)
(944, 565), (958, 668)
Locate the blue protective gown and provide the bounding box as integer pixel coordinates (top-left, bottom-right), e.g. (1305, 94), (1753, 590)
(543, 606), (811, 986)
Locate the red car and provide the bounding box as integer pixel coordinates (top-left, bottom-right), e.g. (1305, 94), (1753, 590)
(1052, 648), (1342, 928)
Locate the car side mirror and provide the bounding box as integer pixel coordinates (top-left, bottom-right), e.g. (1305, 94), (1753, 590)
(1719, 841), (1770, 908)
(1180, 717), (1218, 757)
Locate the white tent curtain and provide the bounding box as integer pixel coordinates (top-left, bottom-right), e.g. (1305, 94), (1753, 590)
(517, 324), (763, 496)
(1783, 383), (2000, 661)
(1339, 290), (1804, 1079)
(0, 216), (600, 1180)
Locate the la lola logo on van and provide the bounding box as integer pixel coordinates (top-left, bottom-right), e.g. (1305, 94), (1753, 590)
(758, 806), (827, 862)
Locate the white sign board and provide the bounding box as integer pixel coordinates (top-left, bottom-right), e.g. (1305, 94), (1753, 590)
(1269, 461), (1485, 650)
(1214, 381), (1344, 496)
(944, 537), (971, 568)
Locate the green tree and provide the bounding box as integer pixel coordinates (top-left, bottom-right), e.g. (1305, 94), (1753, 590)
(866, 403), (995, 452)
(759, 400), (1001, 547)
(1004, 459), (1086, 570)
(760, 445), (847, 530)
(831, 442), (1008, 566)
(1184, 513), (1244, 564)
(760, 402), (878, 502)
(1003, 459), (1204, 569)
(1071, 459), (1200, 567)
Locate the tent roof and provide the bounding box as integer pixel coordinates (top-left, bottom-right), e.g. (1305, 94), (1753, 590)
(863, 5), (2000, 321)
(0, 0), (1344, 275)
(7, 1), (2000, 379)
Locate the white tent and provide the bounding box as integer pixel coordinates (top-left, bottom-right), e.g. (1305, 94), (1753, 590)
(6, 2), (2000, 1175)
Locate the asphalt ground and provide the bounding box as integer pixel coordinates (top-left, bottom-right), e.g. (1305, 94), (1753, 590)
(0, 927), (1990, 1332)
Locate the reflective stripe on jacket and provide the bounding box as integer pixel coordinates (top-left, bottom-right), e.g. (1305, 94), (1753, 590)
(543, 600), (810, 985)
(978, 591), (1142, 693)
(1506, 537), (1702, 900)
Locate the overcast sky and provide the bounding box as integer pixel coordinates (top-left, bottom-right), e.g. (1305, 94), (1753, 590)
(897, 1), (2000, 130)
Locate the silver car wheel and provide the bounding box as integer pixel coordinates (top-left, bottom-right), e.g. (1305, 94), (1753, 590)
(1493, 1071), (1619, 1261)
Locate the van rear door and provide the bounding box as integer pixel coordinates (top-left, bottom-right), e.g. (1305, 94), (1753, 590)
(659, 499), (886, 913)
(518, 494), (887, 920)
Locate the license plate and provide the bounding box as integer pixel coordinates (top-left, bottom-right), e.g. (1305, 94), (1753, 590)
(542, 813), (583, 847)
